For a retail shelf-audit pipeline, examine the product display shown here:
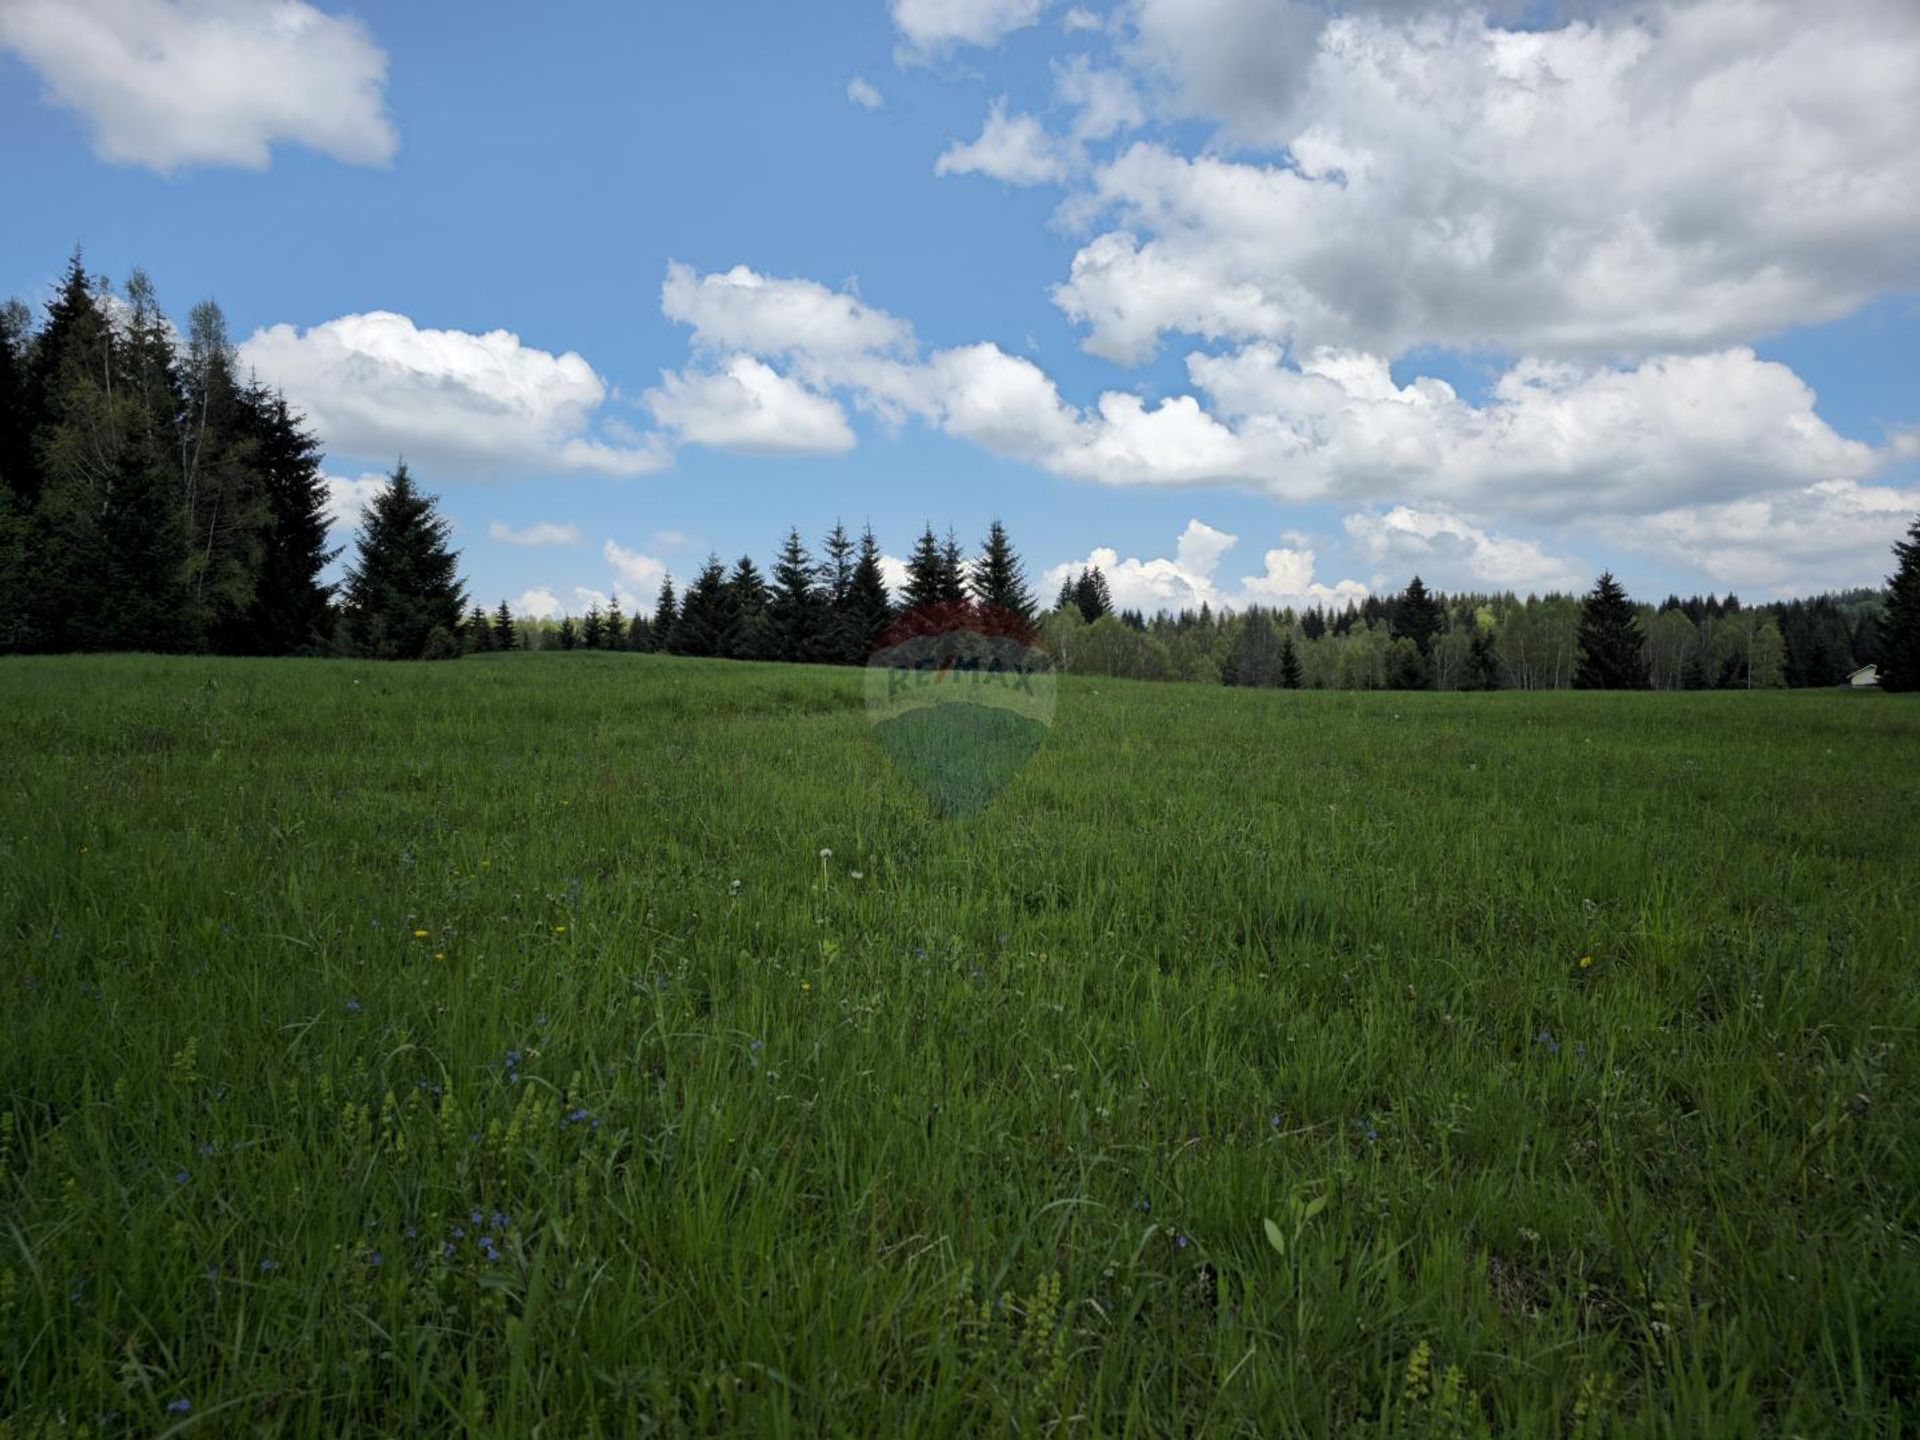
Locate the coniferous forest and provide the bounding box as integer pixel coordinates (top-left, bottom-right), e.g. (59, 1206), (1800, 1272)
(2, 252), (1914, 690)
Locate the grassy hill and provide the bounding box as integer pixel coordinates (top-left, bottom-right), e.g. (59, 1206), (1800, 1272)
(3, 653), (1917, 1435)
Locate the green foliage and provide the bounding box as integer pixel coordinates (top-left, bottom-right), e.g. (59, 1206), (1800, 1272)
(1880, 512), (1920, 691)
(340, 463), (466, 660)
(969, 518), (1037, 622)
(1574, 573), (1650, 689)
(2, 656), (1916, 1434)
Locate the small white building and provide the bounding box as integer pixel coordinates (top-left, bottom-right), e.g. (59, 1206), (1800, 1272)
(1848, 664), (1879, 688)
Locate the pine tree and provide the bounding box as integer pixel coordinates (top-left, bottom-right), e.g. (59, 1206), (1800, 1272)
(239, 386), (336, 654)
(1073, 567), (1113, 623)
(821, 522), (855, 612)
(969, 519), (1036, 622)
(1280, 634), (1303, 689)
(606, 597), (626, 649)
(651, 577), (678, 644)
(465, 604), (493, 653)
(626, 612), (651, 651)
(670, 555), (732, 657)
(1467, 627), (1500, 690)
(769, 527), (828, 662)
(492, 599), (518, 651)
(340, 462), (466, 659)
(838, 526), (893, 661)
(902, 524), (947, 613)
(582, 602), (605, 649)
(938, 528), (968, 605)
(1393, 575), (1444, 658)
(1573, 571), (1650, 689)
(1879, 513), (1920, 692)
(728, 555), (775, 659)
(1301, 605), (1326, 641)
(557, 615), (579, 650)
(1054, 573), (1079, 614)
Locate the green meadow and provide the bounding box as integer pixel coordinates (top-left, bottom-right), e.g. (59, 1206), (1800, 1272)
(3, 653), (1917, 1437)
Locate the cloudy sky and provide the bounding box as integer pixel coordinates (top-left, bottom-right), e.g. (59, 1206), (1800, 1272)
(3, 0), (1917, 619)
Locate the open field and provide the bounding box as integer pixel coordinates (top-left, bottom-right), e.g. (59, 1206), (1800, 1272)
(3, 653), (1918, 1436)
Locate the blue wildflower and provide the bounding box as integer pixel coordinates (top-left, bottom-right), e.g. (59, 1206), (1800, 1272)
(167, 1398), (191, 1414)
(345, 998), (361, 1012)
(259, 1258), (279, 1272)
(173, 1169), (190, 1185)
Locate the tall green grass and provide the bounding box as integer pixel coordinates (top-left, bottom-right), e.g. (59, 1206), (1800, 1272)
(3, 652), (1917, 1436)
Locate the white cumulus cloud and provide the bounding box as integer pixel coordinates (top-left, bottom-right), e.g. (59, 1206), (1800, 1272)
(846, 75), (884, 109)
(489, 520), (583, 547)
(1343, 506), (1583, 591)
(892, 0), (1044, 59)
(240, 311), (667, 479)
(936, 98), (1070, 185)
(1044, 518), (1368, 614)
(645, 356), (856, 455)
(0, 0), (396, 172)
(1058, 0), (1920, 363)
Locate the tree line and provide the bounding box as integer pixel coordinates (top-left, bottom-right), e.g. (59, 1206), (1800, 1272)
(5, 250), (1916, 690)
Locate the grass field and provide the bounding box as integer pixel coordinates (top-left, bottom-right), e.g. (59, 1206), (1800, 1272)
(3, 653), (1918, 1437)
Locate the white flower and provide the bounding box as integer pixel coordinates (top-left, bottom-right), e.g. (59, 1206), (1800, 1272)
(818, 847), (833, 860)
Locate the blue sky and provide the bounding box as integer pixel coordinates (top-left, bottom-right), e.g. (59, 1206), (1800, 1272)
(2, 0), (1916, 619)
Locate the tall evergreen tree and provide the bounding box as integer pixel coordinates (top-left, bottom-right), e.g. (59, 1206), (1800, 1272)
(465, 604), (493, 653)
(969, 519), (1036, 622)
(728, 555), (775, 659)
(902, 524), (948, 613)
(339, 462), (466, 659)
(838, 525), (893, 661)
(651, 576), (678, 644)
(238, 386), (336, 654)
(1393, 575), (1445, 658)
(1878, 513), (1920, 692)
(1279, 633), (1303, 689)
(557, 615), (578, 650)
(1467, 627), (1501, 690)
(1054, 573), (1079, 613)
(582, 602), (606, 649)
(670, 555), (732, 657)
(1573, 571), (1650, 689)
(768, 527), (828, 662)
(938, 527), (968, 605)
(1073, 566), (1114, 623)
(626, 611), (651, 652)
(606, 596), (626, 649)
(492, 599), (518, 651)
(821, 522), (855, 612)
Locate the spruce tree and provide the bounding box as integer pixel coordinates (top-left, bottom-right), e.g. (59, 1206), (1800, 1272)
(670, 555), (732, 657)
(839, 525), (894, 661)
(465, 604), (493, 653)
(902, 524), (947, 613)
(768, 527), (828, 662)
(339, 462), (466, 659)
(606, 597), (626, 649)
(240, 386), (336, 654)
(651, 577), (678, 642)
(1054, 573), (1079, 614)
(821, 522), (855, 612)
(1467, 627), (1500, 689)
(492, 599), (518, 651)
(1573, 571), (1650, 689)
(938, 528), (968, 605)
(1393, 575), (1444, 658)
(626, 612), (651, 651)
(969, 519), (1036, 622)
(1280, 634), (1303, 689)
(728, 555), (775, 659)
(1073, 567), (1113, 623)
(1879, 513), (1920, 692)
(557, 615), (579, 650)
(582, 602), (605, 649)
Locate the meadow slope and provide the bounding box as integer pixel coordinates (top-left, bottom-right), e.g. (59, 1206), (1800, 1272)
(3, 653), (1918, 1436)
